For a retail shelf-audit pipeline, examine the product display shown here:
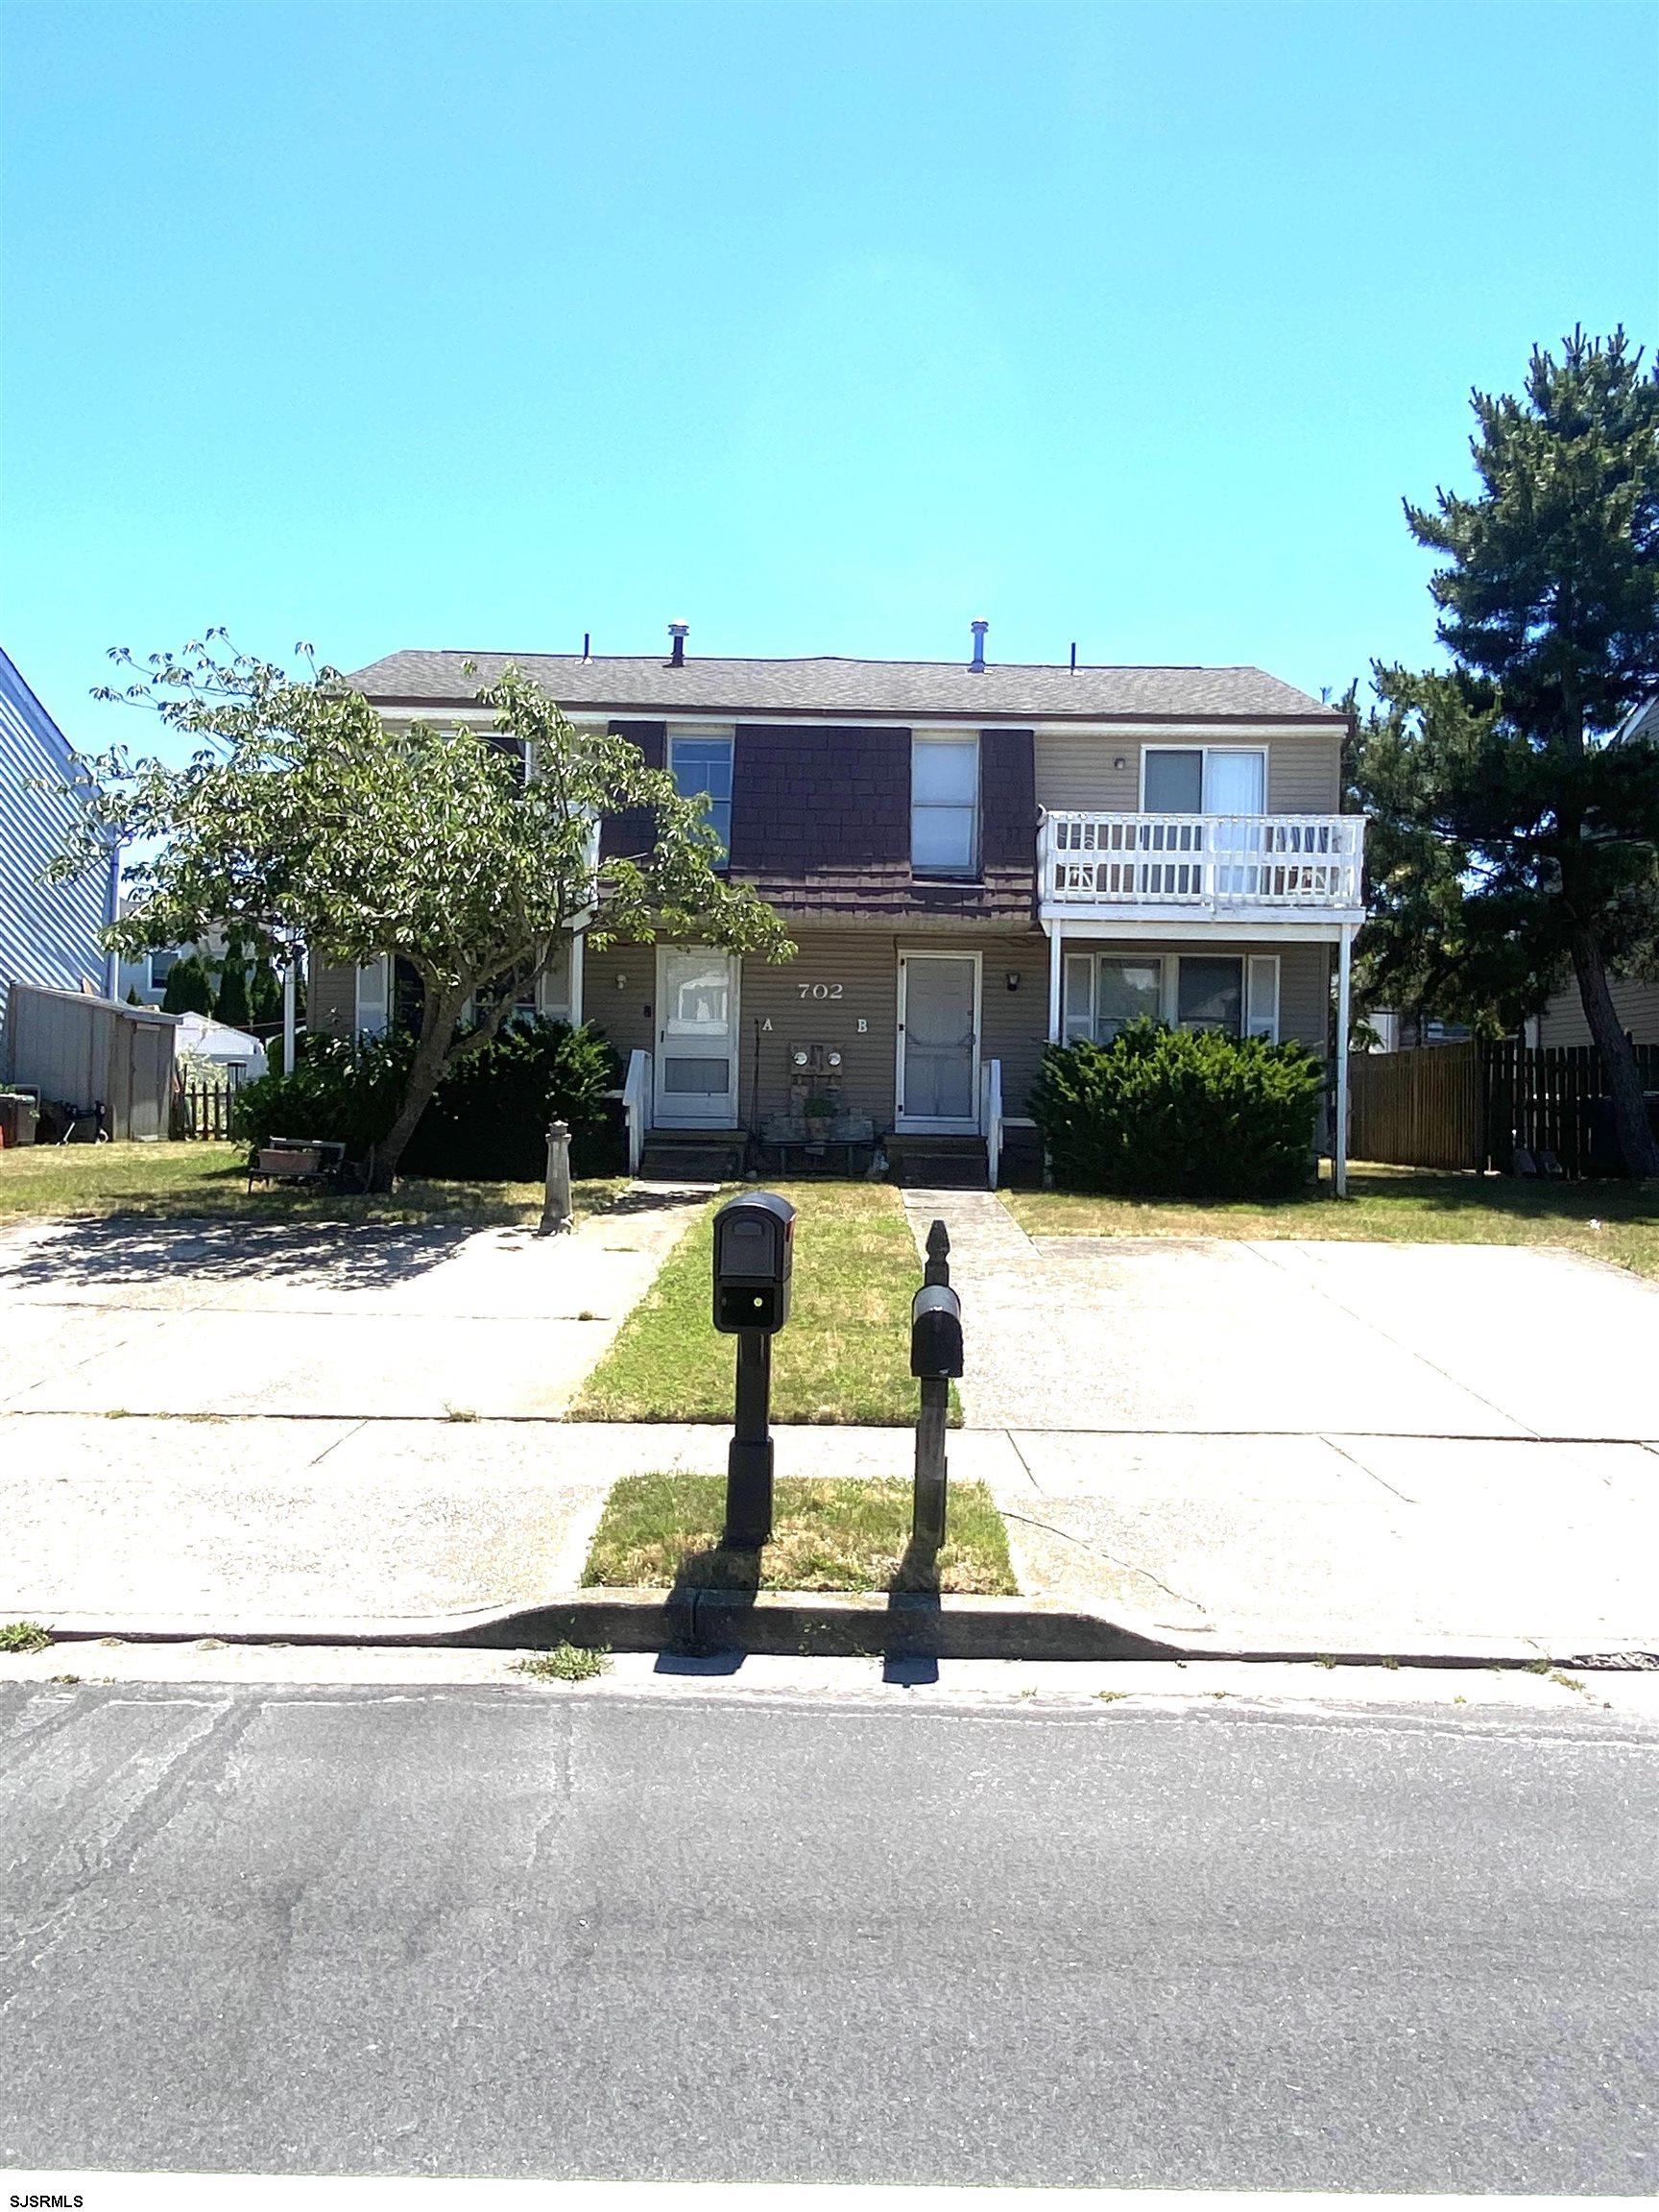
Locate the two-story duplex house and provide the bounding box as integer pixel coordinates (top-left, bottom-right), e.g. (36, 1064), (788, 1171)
(321, 626), (1363, 1188)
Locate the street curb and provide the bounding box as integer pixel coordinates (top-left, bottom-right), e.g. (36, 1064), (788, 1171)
(26, 1588), (1653, 1671)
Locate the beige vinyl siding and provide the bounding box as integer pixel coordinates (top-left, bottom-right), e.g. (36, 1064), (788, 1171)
(584, 927), (1048, 1128)
(581, 940), (657, 1068)
(307, 958), (359, 1038)
(1034, 727), (1342, 815)
(1538, 974), (1659, 1049)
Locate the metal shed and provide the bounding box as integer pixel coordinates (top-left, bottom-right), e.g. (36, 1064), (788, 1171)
(4, 982), (180, 1141)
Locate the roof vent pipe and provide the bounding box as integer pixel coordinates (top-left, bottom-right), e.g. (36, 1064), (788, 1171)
(582, 632), (590, 661)
(970, 618), (988, 673)
(668, 621), (688, 668)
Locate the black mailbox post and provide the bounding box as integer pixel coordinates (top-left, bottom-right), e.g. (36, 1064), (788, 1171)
(712, 1191), (796, 1547)
(910, 1221), (964, 1551)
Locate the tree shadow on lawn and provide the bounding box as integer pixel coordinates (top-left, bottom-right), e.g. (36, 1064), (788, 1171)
(0, 1212), (523, 1297)
(0, 1178), (668, 1299)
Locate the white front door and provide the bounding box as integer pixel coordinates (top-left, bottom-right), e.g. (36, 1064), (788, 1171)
(654, 947), (739, 1128)
(897, 951), (980, 1133)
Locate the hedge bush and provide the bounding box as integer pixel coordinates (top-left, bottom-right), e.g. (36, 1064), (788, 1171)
(231, 1018), (622, 1180)
(1028, 1019), (1324, 1201)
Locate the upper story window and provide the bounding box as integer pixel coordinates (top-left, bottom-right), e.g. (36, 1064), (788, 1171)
(147, 950), (178, 994)
(1142, 746), (1265, 814)
(911, 733), (980, 877)
(669, 730), (733, 859)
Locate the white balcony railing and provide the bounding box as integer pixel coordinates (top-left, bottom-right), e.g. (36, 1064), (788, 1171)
(1040, 811), (1364, 916)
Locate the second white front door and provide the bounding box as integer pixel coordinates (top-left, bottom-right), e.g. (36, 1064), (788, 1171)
(897, 951), (980, 1133)
(654, 947), (739, 1127)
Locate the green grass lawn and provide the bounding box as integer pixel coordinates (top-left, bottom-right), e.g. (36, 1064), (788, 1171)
(1002, 1161), (1659, 1279)
(573, 1180), (931, 1425)
(0, 1140), (628, 1228)
(582, 1472), (1018, 1595)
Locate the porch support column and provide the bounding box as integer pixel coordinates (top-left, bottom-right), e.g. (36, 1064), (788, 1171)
(568, 929), (585, 1026)
(282, 955), (299, 1076)
(1334, 925), (1353, 1199)
(1046, 926), (1064, 1045)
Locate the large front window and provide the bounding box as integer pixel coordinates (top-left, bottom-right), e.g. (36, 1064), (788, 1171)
(911, 734), (979, 877)
(1063, 951), (1281, 1044)
(670, 731), (733, 858)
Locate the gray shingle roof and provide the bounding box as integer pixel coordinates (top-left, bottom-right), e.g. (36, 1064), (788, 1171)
(347, 648), (1338, 724)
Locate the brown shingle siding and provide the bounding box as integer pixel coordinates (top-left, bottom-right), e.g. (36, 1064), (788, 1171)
(599, 719), (665, 860)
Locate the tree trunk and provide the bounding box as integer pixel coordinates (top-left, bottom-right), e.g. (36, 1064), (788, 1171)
(368, 998), (459, 1191)
(1569, 926), (1659, 1179)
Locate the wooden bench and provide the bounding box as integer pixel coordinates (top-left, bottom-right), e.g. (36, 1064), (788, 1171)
(248, 1137), (347, 1193)
(757, 1113), (877, 1178)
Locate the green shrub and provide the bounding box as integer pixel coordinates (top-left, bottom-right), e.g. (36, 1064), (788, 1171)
(231, 1018), (621, 1180)
(402, 1018), (620, 1179)
(1028, 1020), (1324, 1201)
(232, 1030), (412, 1161)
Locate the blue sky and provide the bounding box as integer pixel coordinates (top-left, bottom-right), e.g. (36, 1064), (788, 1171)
(3, 0), (1655, 759)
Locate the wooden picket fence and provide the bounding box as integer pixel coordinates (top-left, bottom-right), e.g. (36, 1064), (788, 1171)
(1348, 1040), (1659, 1177)
(174, 1070), (243, 1142)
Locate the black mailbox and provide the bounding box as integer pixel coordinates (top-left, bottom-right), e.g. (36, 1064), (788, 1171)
(910, 1282), (964, 1379)
(713, 1190), (796, 1334)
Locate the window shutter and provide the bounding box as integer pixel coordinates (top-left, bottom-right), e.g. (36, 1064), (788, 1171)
(355, 957), (390, 1038)
(1245, 954), (1280, 1042)
(1063, 953), (1095, 1043)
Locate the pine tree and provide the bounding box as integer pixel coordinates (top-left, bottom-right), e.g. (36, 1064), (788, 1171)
(1354, 328), (1659, 1174)
(249, 961), (282, 1026)
(214, 934), (252, 1028)
(159, 951), (216, 1016)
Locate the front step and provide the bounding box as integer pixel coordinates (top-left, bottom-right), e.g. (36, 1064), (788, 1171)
(638, 1130), (748, 1183)
(884, 1135), (989, 1190)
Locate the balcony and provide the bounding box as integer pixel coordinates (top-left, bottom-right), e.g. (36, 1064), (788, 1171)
(1039, 810), (1365, 927)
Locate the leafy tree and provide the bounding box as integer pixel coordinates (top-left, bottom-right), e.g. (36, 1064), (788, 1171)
(1350, 328), (1659, 1173)
(214, 933), (252, 1028)
(61, 637), (796, 1187)
(158, 951), (216, 1016)
(248, 959), (283, 1027)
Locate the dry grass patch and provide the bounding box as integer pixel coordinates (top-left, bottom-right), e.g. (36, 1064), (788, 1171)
(1003, 1162), (1659, 1280)
(0, 1141), (627, 1229)
(573, 1181), (931, 1425)
(582, 1473), (1018, 1596)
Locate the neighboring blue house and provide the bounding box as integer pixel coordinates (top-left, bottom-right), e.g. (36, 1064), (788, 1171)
(0, 647), (118, 1052)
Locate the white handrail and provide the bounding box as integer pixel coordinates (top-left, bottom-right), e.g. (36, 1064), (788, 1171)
(980, 1057), (1004, 1190)
(622, 1048), (650, 1176)
(1041, 810), (1364, 913)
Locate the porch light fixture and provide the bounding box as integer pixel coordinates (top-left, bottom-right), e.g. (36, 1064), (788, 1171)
(1005, 971), (1021, 992)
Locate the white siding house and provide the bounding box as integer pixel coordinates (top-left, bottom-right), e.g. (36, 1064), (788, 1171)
(0, 649), (118, 1058)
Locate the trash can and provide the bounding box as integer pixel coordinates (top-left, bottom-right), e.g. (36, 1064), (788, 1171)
(0, 1093), (39, 1147)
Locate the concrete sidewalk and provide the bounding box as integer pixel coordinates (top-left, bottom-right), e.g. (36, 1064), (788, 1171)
(4, 1409), (1657, 1655)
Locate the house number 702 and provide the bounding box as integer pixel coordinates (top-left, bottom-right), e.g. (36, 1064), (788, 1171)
(797, 982), (844, 999)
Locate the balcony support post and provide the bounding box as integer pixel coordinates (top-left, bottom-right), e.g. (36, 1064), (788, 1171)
(1047, 925), (1064, 1045)
(1334, 923), (1354, 1199)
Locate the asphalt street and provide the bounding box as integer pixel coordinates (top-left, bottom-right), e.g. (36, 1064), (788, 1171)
(3, 1680), (1656, 2189)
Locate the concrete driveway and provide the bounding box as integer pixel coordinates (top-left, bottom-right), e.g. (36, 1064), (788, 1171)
(909, 1194), (1659, 1442)
(902, 1193), (1659, 1653)
(0, 1189), (703, 1421)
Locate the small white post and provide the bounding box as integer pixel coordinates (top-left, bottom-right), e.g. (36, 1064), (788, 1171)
(1047, 926), (1064, 1045)
(568, 930), (586, 1026)
(538, 1118), (574, 1236)
(1334, 926), (1353, 1198)
(282, 957), (299, 1076)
